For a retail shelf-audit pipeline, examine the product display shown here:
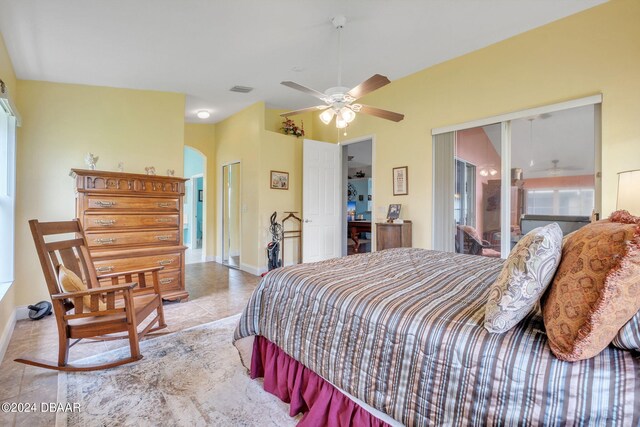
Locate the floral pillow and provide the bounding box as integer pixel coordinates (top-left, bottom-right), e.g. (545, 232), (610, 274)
(484, 223), (563, 333)
(542, 210), (640, 361)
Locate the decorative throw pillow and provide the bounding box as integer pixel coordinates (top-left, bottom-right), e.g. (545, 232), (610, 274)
(58, 265), (106, 311)
(612, 310), (640, 350)
(542, 210), (640, 361)
(484, 223), (563, 333)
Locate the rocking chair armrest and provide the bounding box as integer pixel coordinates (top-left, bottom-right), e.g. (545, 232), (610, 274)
(96, 266), (164, 279)
(51, 283), (138, 300)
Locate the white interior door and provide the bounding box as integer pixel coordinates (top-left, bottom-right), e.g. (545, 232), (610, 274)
(303, 139), (341, 263)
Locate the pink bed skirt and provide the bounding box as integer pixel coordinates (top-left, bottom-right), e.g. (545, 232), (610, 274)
(251, 336), (391, 427)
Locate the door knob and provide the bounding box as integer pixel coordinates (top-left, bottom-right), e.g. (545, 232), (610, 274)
(304, 219), (312, 223)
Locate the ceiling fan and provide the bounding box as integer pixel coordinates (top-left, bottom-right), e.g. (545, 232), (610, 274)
(279, 15), (404, 129)
(531, 159), (582, 176)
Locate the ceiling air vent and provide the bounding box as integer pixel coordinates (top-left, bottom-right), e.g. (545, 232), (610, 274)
(230, 85), (254, 93)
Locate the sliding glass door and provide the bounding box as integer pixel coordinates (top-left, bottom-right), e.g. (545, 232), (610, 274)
(433, 100), (599, 258)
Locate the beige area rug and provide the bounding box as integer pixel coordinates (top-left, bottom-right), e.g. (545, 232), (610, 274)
(56, 314), (299, 427)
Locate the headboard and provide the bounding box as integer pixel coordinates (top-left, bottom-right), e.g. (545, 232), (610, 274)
(520, 215), (591, 236)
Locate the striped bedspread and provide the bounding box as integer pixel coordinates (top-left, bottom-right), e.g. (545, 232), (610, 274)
(233, 248), (640, 425)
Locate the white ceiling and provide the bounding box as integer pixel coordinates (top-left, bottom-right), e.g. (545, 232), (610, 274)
(347, 139), (372, 169)
(482, 104), (595, 179)
(0, 0), (606, 123)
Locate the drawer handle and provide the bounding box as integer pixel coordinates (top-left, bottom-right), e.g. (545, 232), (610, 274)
(95, 201), (116, 207)
(156, 235), (173, 241)
(157, 202), (173, 208)
(155, 218), (173, 223)
(94, 219), (116, 226)
(159, 278), (174, 285)
(158, 259), (174, 266)
(96, 238), (116, 245)
(96, 266), (114, 273)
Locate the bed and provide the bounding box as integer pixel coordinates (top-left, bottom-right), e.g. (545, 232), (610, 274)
(233, 248), (640, 426)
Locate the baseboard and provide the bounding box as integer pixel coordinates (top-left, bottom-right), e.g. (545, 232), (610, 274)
(239, 263), (267, 277)
(215, 256), (222, 264)
(0, 308), (17, 363)
(204, 256), (216, 262)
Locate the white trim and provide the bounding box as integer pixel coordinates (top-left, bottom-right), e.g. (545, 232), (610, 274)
(205, 255), (216, 262)
(432, 94), (603, 136)
(340, 135), (376, 252)
(221, 161), (242, 268)
(500, 121), (512, 259)
(189, 173), (204, 250)
(239, 262), (264, 276)
(0, 307), (17, 362)
(0, 85), (22, 126)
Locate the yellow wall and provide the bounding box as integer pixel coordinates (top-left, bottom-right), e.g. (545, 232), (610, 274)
(0, 32), (17, 335)
(311, 0), (640, 249)
(259, 130), (303, 267)
(211, 103), (305, 272)
(0, 33), (16, 96)
(14, 80), (185, 306)
(184, 123), (216, 259)
(214, 102), (263, 271)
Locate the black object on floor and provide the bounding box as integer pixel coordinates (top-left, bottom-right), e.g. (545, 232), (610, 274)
(27, 301), (52, 320)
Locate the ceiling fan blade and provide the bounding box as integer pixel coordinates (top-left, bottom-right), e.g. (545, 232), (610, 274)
(280, 105), (328, 117)
(281, 81), (327, 100)
(358, 104), (404, 122)
(347, 74), (391, 100)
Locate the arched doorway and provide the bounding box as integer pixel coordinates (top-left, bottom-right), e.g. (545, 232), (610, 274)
(184, 146), (206, 264)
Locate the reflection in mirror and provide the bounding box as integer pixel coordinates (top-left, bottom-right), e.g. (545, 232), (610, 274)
(454, 123), (502, 259)
(511, 105), (595, 249)
(222, 162), (241, 269)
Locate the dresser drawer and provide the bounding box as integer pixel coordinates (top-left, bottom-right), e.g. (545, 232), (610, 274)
(98, 268), (181, 293)
(94, 252), (182, 274)
(86, 196), (179, 211)
(157, 270), (181, 293)
(87, 230), (179, 248)
(84, 214), (179, 231)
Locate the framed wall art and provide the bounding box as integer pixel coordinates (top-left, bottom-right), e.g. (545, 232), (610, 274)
(393, 166), (408, 196)
(270, 170), (289, 190)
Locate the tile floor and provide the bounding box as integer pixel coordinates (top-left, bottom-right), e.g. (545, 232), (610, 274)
(0, 261), (260, 427)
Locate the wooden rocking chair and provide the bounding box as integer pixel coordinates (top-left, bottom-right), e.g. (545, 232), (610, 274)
(15, 219), (168, 371)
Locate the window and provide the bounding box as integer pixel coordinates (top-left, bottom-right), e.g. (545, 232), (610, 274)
(526, 188), (594, 216)
(0, 95), (17, 284)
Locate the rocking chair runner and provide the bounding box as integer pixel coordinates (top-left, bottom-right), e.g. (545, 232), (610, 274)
(15, 219), (168, 371)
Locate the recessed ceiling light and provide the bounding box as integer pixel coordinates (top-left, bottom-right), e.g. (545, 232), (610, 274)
(197, 110), (211, 119)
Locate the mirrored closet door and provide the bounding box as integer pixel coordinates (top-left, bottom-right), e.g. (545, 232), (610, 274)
(222, 162), (241, 269)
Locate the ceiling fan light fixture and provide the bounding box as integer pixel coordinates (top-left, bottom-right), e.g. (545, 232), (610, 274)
(319, 109), (335, 125)
(340, 107), (356, 123)
(336, 117), (348, 129)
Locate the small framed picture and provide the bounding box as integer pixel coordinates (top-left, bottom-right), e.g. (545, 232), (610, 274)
(393, 166), (408, 196)
(270, 170), (289, 190)
(387, 204), (401, 220)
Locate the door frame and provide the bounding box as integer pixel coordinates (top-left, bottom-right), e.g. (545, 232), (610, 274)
(340, 135), (376, 254)
(189, 173), (204, 250)
(220, 160), (242, 269)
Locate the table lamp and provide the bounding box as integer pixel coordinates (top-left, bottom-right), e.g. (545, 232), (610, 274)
(617, 169), (640, 215)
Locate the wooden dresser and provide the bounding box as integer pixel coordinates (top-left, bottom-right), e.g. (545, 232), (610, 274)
(376, 221), (412, 251)
(71, 169), (189, 301)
